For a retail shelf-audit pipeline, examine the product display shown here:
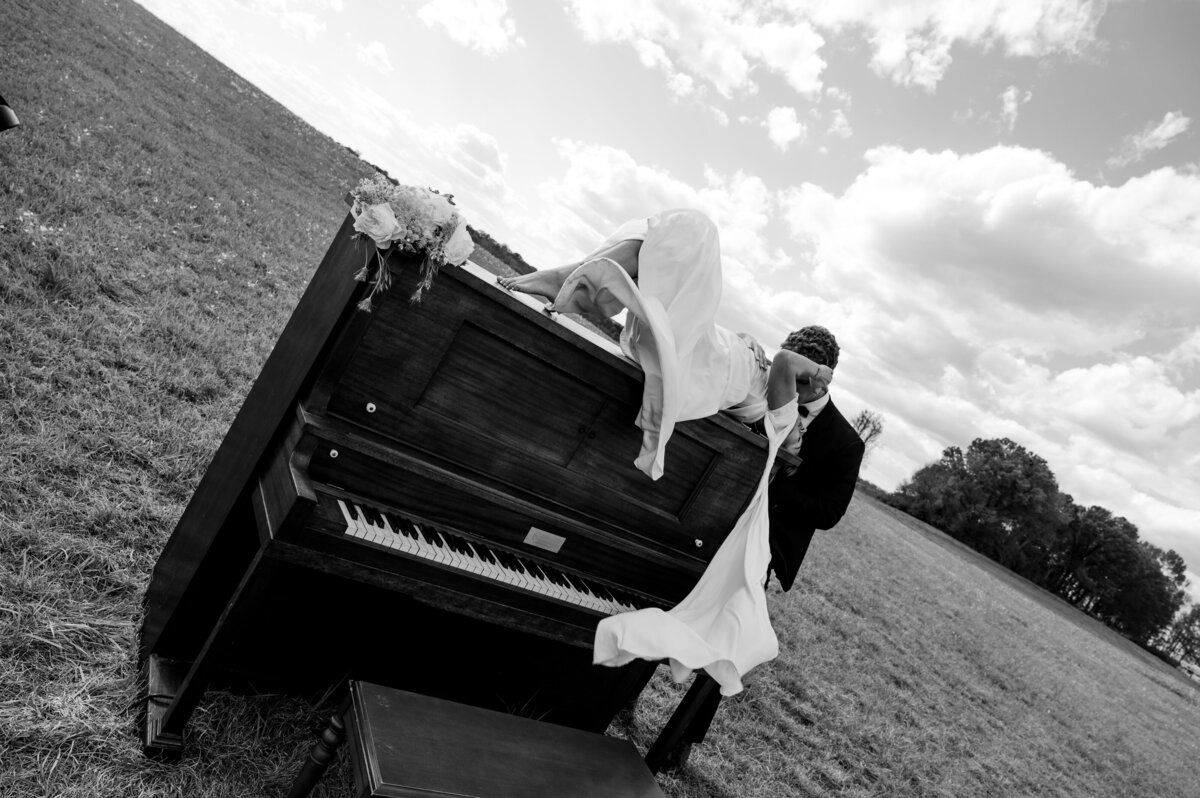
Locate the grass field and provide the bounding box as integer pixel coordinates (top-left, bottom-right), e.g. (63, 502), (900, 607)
(2, 1), (1198, 796)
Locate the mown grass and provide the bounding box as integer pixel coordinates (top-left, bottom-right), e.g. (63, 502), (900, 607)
(2, 1), (1198, 796)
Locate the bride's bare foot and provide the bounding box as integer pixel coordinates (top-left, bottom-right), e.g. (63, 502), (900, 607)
(497, 264), (576, 301)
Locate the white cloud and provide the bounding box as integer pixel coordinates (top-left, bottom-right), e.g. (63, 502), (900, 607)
(355, 41), (393, 75)
(417, 0), (525, 56)
(869, 23), (953, 90)
(827, 108), (853, 138)
(665, 71), (696, 99)
(567, 0), (751, 97)
(236, 0), (345, 39)
(807, 0), (1101, 88)
(566, 0), (825, 97)
(1107, 111), (1192, 169)
(825, 85), (852, 106)
(999, 85), (1031, 132)
(142, 0), (343, 41)
(743, 18), (826, 96)
(766, 106), (806, 150)
(281, 12), (323, 39)
(566, 1), (1103, 95)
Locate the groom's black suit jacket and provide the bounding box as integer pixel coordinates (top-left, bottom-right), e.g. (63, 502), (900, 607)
(767, 398), (864, 591)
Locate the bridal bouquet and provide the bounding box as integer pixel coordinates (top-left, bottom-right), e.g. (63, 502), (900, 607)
(348, 174), (475, 309)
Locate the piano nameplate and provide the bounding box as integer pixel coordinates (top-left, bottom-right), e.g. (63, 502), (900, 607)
(524, 527), (566, 554)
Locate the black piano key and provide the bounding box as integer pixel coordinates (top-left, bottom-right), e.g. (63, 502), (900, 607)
(506, 554), (535, 578)
(613, 588), (639, 608)
(388, 514), (415, 539)
(573, 575), (601, 599)
(448, 534), (475, 557)
(542, 565), (570, 589)
(439, 531), (464, 557)
(345, 502), (362, 521)
(534, 562), (559, 584)
(559, 571), (582, 592)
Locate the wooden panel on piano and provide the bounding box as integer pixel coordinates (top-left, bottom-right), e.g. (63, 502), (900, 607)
(301, 259), (768, 557)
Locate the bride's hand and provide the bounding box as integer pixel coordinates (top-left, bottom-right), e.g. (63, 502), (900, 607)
(810, 364), (833, 393)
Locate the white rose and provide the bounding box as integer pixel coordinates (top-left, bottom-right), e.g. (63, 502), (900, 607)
(353, 202), (404, 248)
(421, 189), (455, 228)
(443, 220), (474, 265)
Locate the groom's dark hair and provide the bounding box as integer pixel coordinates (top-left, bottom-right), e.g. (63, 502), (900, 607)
(781, 325), (840, 370)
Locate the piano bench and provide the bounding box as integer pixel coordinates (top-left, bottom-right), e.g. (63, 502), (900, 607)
(286, 680), (665, 798)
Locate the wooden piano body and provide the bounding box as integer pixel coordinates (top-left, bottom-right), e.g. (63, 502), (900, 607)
(137, 216), (794, 755)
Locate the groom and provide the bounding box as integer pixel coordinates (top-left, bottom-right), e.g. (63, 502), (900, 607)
(655, 324), (866, 772)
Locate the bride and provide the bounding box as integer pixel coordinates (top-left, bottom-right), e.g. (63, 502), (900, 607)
(499, 208), (831, 480)
(499, 208), (833, 697)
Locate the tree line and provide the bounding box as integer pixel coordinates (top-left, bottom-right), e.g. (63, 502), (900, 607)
(882, 437), (1198, 670)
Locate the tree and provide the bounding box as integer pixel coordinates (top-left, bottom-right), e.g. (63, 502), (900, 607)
(889, 438), (1063, 577)
(1043, 505), (1185, 643)
(958, 438), (1063, 576)
(888, 445), (977, 535)
(851, 409), (884, 462)
(466, 225), (534, 274)
(1043, 505), (1139, 611)
(1095, 541), (1187, 643)
(1158, 604), (1200, 667)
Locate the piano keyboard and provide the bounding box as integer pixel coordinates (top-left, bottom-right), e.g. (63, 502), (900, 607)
(337, 499), (646, 616)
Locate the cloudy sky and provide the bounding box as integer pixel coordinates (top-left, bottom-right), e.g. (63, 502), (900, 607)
(132, 0), (1199, 598)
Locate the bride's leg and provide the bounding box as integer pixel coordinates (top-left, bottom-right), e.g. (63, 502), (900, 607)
(497, 239), (642, 299)
(596, 239), (642, 281)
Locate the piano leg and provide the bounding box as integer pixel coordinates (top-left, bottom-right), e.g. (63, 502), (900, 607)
(284, 712), (347, 798)
(644, 672), (720, 774)
(141, 551), (277, 757)
(612, 659), (659, 719)
(139, 654), (189, 757)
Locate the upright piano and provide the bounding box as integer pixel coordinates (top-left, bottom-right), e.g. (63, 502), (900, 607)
(138, 215), (796, 756)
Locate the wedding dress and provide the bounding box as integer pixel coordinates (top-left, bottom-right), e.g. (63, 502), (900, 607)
(546, 208), (797, 695)
(592, 401), (796, 695)
(550, 209), (784, 480)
